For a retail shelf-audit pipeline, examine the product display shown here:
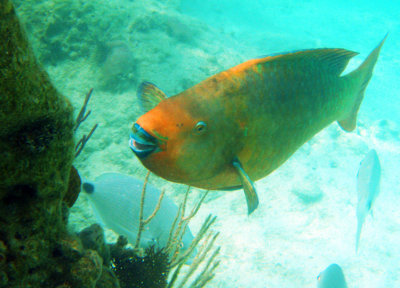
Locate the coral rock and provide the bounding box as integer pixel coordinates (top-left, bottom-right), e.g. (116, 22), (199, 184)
(0, 1), (75, 287)
(79, 224), (110, 264)
(65, 166), (82, 208)
(70, 250), (103, 288)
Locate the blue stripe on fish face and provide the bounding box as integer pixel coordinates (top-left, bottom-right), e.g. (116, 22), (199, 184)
(129, 134), (155, 159)
(129, 123), (159, 159)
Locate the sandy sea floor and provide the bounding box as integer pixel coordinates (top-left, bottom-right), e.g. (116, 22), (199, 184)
(15, 0), (400, 287)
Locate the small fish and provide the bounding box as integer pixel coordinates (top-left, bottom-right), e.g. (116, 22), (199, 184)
(82, 173), (195, 252)
(130, 36), (386, 214)
(317, 264), (348, 288)
(355, 149), (381, 252)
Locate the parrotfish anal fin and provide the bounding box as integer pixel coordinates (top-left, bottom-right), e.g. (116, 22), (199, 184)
(261, 48), (358, 76)
(232, 157), (259, 215)
(338, 35), (387, 132)
(137, 82), (167, 113)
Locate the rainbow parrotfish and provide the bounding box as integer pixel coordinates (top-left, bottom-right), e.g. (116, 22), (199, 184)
(130, 36), (386, 215)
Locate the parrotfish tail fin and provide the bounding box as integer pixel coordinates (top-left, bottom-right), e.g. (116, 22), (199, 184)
(355, 219), (363, 253)
(339, 34), (387, 132)
(232, 158), (259, 215)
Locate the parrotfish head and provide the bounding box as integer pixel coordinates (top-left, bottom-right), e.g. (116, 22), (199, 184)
(130, 95), (238, 186)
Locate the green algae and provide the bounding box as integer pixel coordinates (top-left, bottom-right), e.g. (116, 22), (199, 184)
(0, 1), (119, 287)
(0, 0), (73, 286)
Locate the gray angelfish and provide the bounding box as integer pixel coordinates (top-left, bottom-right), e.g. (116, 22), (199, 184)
(82, 172), (195, 253)
(317, 263), (348, 288)
(355, 149), (381, 252)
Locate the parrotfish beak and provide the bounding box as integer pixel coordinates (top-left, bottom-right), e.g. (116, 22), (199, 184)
(129, 123), (160, 159)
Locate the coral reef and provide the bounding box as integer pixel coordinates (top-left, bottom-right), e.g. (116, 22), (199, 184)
(12, 0), (114, 65)
(98, 41), (138, 93)
(0, 2), (117, 287)
(76, 224), (120, 288)
(79, 223), (111, 264)
(12, 0), (234, 97)
(0, 0), (74, 286)
(110, 237), (170, 288)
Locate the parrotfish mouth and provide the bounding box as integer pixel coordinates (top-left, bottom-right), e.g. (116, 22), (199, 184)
(129, 123), (159, 158)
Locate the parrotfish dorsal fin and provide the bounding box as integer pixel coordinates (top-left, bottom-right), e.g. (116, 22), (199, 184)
(232, 157), (259, 215)
(261, 48), (359, 76)
(137, 82), (167, 113)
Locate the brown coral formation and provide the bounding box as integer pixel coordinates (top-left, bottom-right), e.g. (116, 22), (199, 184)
(0, 1), (118, 287)
(64, 166), (82, 209)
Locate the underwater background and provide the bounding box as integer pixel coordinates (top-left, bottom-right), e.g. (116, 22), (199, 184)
(13, 0), (399, 287)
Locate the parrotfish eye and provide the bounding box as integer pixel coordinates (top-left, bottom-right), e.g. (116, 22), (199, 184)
(193, 121), (207, 135)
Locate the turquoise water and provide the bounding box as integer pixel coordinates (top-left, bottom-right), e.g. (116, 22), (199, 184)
(14, 0), (400, 287)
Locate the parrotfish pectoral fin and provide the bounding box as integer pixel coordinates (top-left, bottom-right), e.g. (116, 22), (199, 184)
(232, 158), (259, 215)
(338, 34), (387, 132)
(137, 81), (167, 113)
